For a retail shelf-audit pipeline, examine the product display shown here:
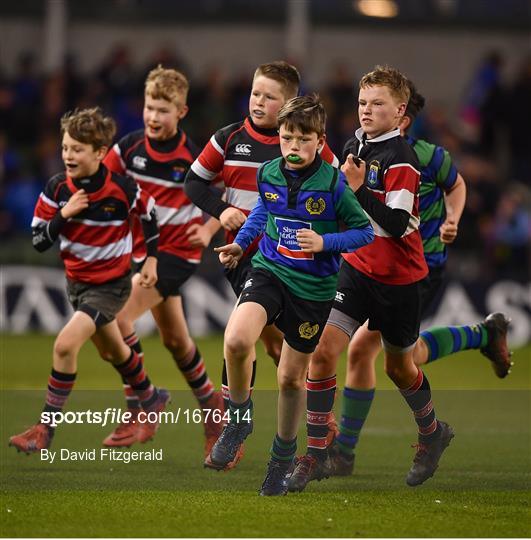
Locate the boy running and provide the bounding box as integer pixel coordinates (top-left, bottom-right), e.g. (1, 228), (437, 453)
(289, 77), (513, 492)
(206, 95), (373, 496)
(184, 61), (339, 463)
(9, 108), (168, 453)
(102, 66), (222, 454)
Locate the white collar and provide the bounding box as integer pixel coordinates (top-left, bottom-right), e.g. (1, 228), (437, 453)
(355, 127), (401, 144)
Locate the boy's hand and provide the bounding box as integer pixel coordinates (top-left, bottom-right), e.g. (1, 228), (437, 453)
(296, 228), (324, 253)
(60, 189), (89, 219)
(439, 218), (458, 244)
(220, 207), (247, 231)
(138, 256), (158, 288)
(341, 154), (366, 192)
(214, 243), (243, 269)
(186, 223), (213, 248)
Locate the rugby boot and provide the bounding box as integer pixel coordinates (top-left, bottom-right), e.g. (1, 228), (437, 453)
(480, 313), (513, 378)
(406, 421), (454, 486)
(259, 459), (293, 496)
(287, 454), (333, 492)
(9, 423), (53, 454)
(102, 408), (141, 448)
(202, 391), (224, 457)
(204, 420), (253, 471)
(137, 388), (171, 443)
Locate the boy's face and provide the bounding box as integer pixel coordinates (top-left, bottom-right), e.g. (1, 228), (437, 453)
(279, 125), (324, 170)
(358, 85), (406, 139)
(143, 94), (188, 140)
(249, 75), (287, 129)
(62, 131), (106, 179)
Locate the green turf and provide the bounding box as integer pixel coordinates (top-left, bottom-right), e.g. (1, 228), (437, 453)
(1, 333), (530, 537)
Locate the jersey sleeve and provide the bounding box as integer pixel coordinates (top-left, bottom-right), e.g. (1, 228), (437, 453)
(319, 142), (339, 168)
(103, 142), (126, 175)
(435, 146), (458, 191)
(189, 127), (230, 183)
(383, 158), (420, 215)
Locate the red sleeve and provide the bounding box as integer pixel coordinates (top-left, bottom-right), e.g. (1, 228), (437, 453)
(131, 185), (156, 220)
(319, 142), (339, 167)
(190, 134), (226, 181)
(383, 163), (420, 213)
(103, 144), (126, 175)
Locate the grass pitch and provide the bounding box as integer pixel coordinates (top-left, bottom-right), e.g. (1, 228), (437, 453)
(1, 333), (530, 537)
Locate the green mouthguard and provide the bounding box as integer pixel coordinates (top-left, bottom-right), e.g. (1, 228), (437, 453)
(286, 154), (302, 163)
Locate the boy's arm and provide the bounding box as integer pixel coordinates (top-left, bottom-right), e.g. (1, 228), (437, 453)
(440, 173), (466, 244)
(233, 197), (268, 252)
(322, 175), (374, 252)
(186, 216), (222, 248)
(342, 154), (412, 238)
(32, 179), (88, 252)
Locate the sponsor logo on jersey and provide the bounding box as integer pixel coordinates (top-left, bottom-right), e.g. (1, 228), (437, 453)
(275, 217), (314, 260)
(103, 205), (116, 213)
(264, 192), (279, 202)
(368, 160), (380, 186)
(234, 143), (251, 156)
(305, 197), (326, 215)
(133, 156), (147, 170)
(299, 322), (319, 340)
(335, 291), (345, 303)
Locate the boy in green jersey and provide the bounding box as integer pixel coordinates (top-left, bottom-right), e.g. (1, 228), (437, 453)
(205, 94), (373, 495)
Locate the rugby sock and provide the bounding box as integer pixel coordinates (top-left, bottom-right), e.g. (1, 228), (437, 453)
(42, 369), (77, 428)
(420, 323), (488, 362)
(271, 434), (297, 463)
(114, 349), (159, 410)
(336, 387), (375, 458)
(222, 358), (256, 412)
(122, 332), (142, 409)
(306, 375), (336, 461)
(399, 369), (440, 445)
(228, 396), (253, 425)
(174, 345), (214, 403)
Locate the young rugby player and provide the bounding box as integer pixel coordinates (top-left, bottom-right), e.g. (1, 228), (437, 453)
(206, 94), (373, 496)
(289, 77), (513, 492)
(9, 108), (169, 453)
(102, 66), (223, 454)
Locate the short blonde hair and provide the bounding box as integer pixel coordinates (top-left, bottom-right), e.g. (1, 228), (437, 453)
(60, 107), (116, 149)
(360, 65), (410, 103)
(254, 61), (300, 100)
(277, 94), (326, 137)
(145, 65), (189, 106)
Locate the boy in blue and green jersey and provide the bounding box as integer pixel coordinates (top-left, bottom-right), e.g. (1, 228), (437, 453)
(205, 94), (373, 496)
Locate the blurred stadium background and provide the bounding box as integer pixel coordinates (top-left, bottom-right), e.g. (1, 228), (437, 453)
(1, 0), (529, 341)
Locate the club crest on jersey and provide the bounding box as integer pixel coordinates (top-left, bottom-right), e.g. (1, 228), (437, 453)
(173, 166), (186, 182)
(305, 197), (326, 215)
(265, 192), (279, 202)
(133, 156), (147, 170)
(299, 322), (319, 340)
(368, 160), (380, 186)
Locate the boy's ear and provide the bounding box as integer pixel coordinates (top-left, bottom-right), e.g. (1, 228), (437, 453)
(96, 145), (109, 161)
(397, 102), (407, 118)
(177, 104), (189, 120)
(317, 133), (326, 150)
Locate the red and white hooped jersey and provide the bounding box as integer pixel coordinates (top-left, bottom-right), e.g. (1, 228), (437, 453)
(32, 167), (155, 284)
(189, 116), (339, 247)
(104, 129), (201, 263)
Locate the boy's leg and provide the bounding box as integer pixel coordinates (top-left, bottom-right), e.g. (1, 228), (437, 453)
(415, 313), (512, 377)
(328, 323), (379, 475)
(9, 312), (96, 453)
(152, 295), (222, 455)
(384, 346), (453, 486)
(261, 342), (309, 496)
(92, 320), (170, 439)
(206, 301), (267, 470)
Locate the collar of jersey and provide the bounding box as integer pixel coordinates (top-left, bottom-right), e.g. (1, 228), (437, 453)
(144, 129), (187, 162)
(355, 127), (401, 144)
(245, 117), (279, 144)
(67, 164), (109, 194)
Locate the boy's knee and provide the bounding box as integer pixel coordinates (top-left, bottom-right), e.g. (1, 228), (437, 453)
(278, 373), (304, 391)
(263, 340), (281, 364)
(53, 337), (74, 361)
(225, 330), (253, 360)
(162, 334), (189, 357)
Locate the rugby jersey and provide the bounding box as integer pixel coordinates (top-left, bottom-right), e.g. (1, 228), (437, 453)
(104, 129), (201, 263)
(235, 156), (372, 301)
(342, 128), (428, 285)
(32, 165), (157, 284)
(185, 116), (338, 251)
(406, 135), (459, 269)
